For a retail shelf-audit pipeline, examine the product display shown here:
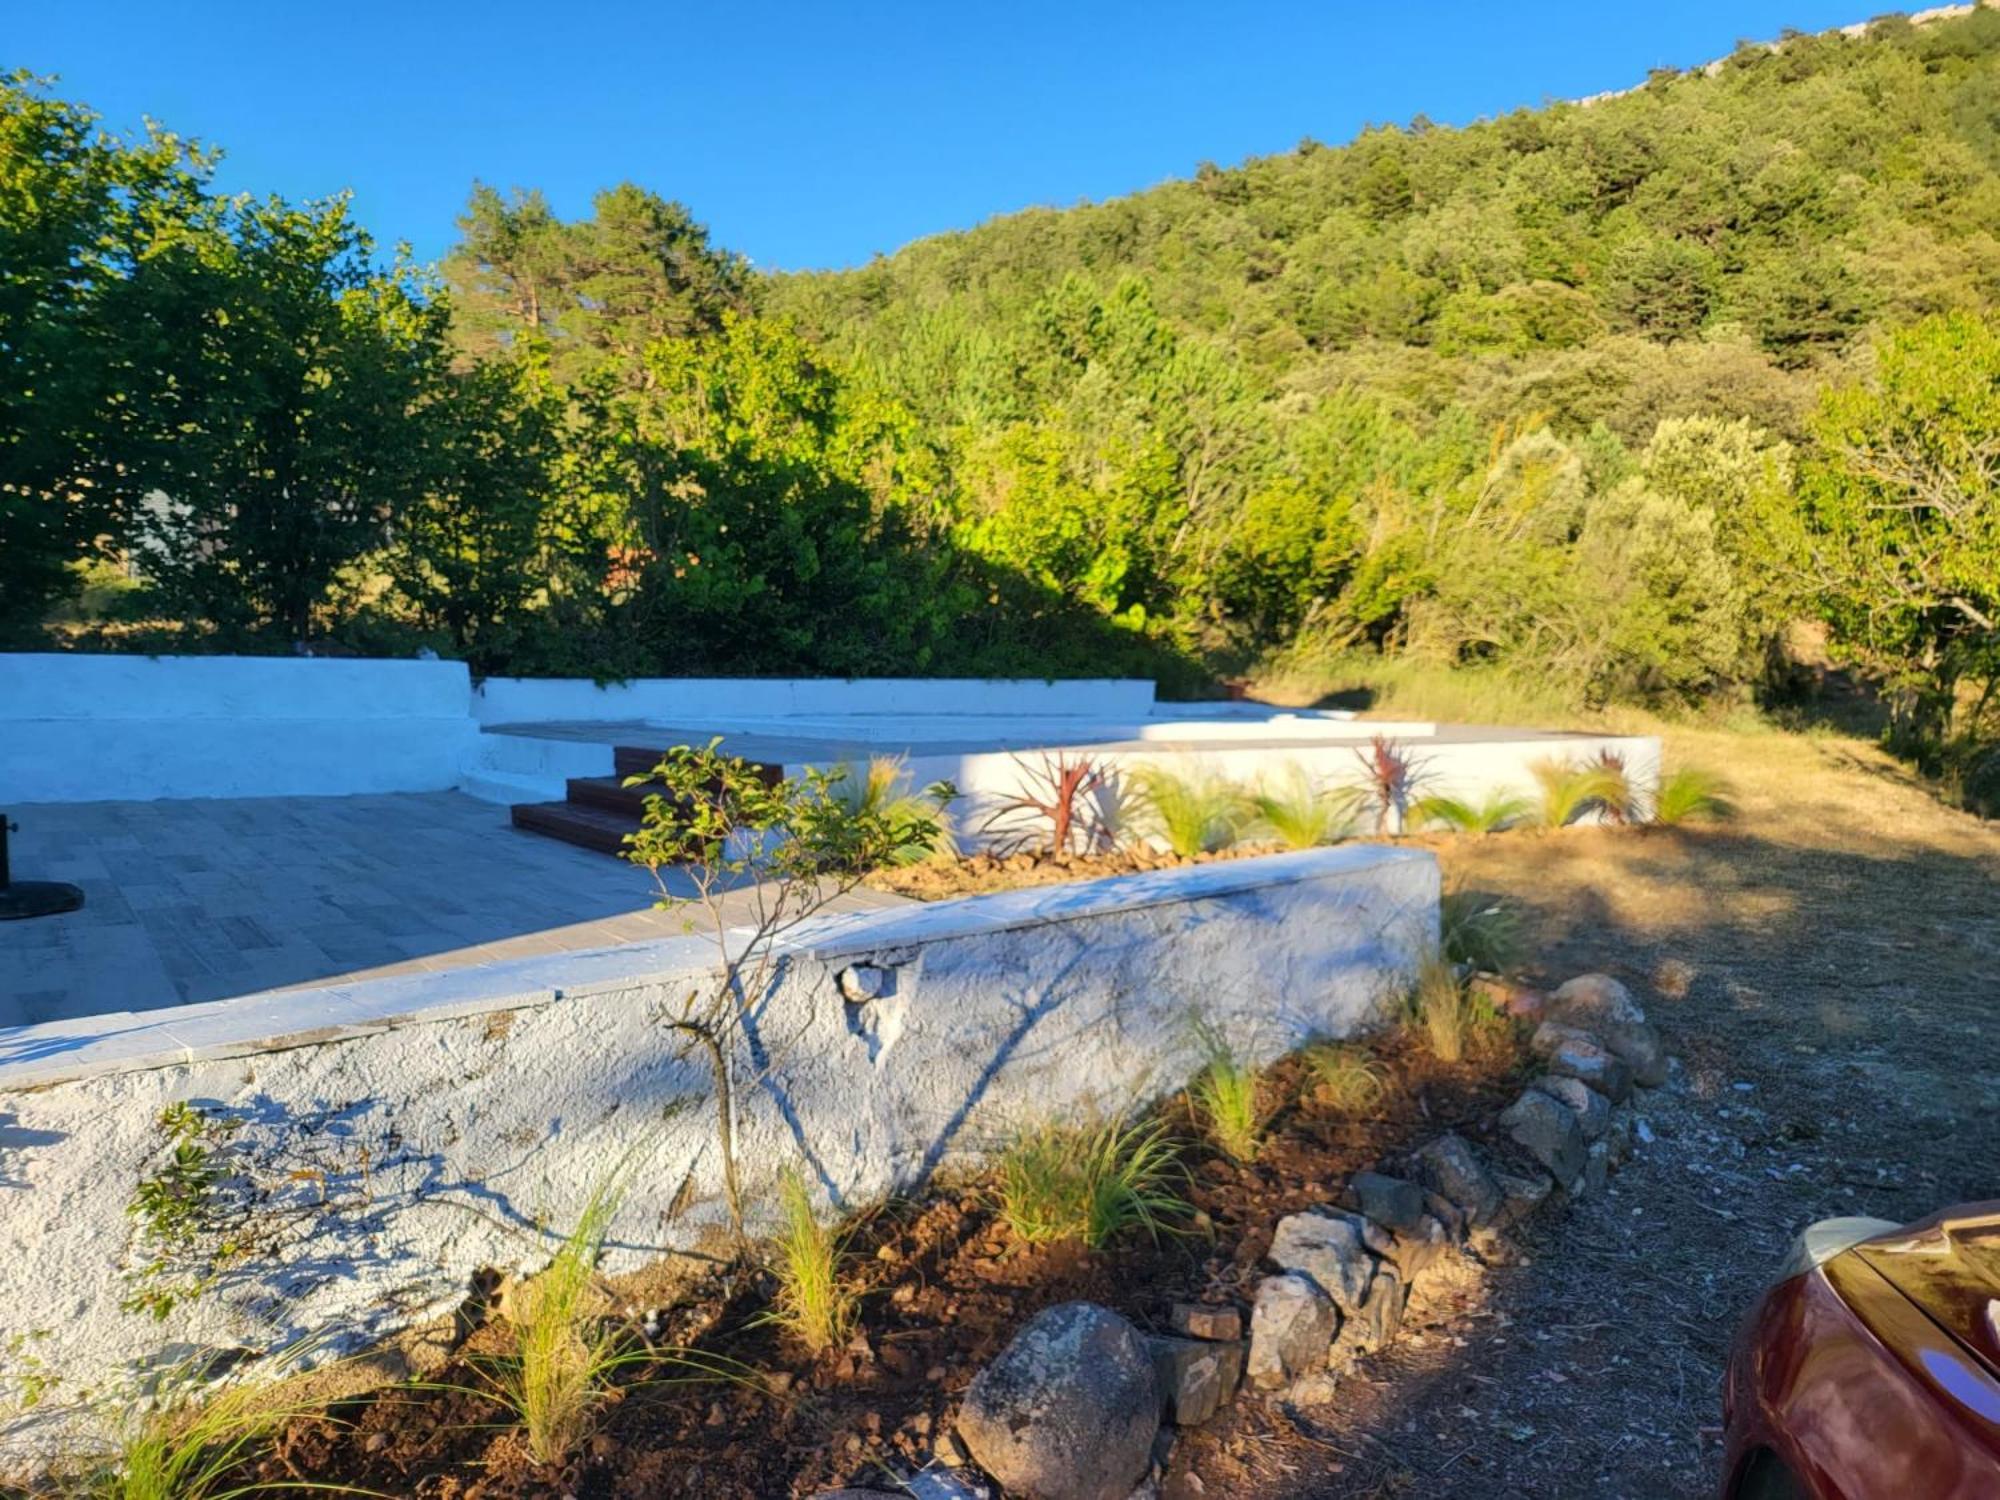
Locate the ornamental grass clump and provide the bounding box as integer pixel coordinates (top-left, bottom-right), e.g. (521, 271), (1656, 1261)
(1439, 887), (1524, 974)
(483, 1180), (632, 1467)
(1188, 1019), (1266, 1162)
(1653, 766), (1737, 824)
(1250, 764), (1358, 848)
(1407, 952), (1498, 1065)
(831, 756), (958, 865)
(1304, 1042), (1387, 1112)
(1412, 790), (1535, 835)
(760, 1165), (858, 1355)
(994, 1116), (1189, 1250)
(1531, 757), (1632, 828)
(1129, 764), (1250, 858)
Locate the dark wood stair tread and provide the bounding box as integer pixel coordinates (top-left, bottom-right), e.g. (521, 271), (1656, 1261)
(509, 800), (639, 857)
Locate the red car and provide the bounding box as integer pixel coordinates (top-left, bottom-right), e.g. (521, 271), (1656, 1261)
(1723, 1204), (2000, 1498)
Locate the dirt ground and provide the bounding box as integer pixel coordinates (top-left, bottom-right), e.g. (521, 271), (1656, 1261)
(1196, 725), (2000, 1499)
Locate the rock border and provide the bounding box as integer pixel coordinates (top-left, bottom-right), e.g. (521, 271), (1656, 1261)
(812, 972), (1666, 1500)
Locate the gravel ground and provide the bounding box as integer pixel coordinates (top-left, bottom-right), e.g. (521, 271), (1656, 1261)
(1206, 726), (2000, 1500)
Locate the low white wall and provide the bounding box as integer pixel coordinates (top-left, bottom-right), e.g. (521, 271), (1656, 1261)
(0, 654), (477, 803)
(471, 675), (1158, 725)
(0, 845), (1435, 1462)
(894, 731), (1664, 849)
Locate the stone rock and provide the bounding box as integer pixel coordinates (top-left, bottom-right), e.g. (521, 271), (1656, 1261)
(1531, 1073), (1612, 1140)
(1584, 1139), (1611, 1196)
(1246, 1273), (1337, 1390)
(1491, 1169), (1553, 1228)
(1468, 974), (1547, 1022)
(1412, 1134), (1504, 1226)
(1145, 1334), (1243, 1427)
(1283, 1369), (1341, 1406)
(1531, 1023), (1634, 1103)
(1499, 1089), (1588, 1189)
(812, 1491), (897, 1499)
(1423, 1191), (1467, 1242)
(1347, 1267), (1405, 1354)
(958, 1302), (1159, 1500)
(1268, 1211), (1375, 1310)
(1170, 1303), (1242, 1342)
(1604, 1115), (1634, 1167)
(837, 964), (888, 1002)
(1350, 1171), (1428, 1236)
(907, 1477), (992, 1500)
(1548, 974), (1669, 1087)
(1382, 1213), (1449, 1281)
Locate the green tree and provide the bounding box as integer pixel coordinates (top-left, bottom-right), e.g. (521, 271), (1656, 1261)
(1794, 311), (2000, 749)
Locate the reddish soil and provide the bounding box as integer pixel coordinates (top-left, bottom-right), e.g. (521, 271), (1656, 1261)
(244, 1040), (1530, 1498)
(866, 840), (1298, 900)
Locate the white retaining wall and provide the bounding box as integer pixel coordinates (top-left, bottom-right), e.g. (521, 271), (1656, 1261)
(0, 845), (1435, 1463)
(0, 654), (477, 803)
(470, 674), (1158, 725)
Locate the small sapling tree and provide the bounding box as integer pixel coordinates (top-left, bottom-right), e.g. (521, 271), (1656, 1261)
(623, 741), (952, 1243)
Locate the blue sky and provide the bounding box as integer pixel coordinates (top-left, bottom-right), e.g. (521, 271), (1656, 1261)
(18, 1), (1876, 272)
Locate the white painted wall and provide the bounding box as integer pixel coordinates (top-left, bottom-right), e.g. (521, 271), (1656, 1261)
(0, 845), (1435, 1465)
(0, 654), (477, 804)
(470, 675), (1159, 725)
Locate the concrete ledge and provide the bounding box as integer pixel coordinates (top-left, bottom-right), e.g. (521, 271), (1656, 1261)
(471, 675), (1159, 725)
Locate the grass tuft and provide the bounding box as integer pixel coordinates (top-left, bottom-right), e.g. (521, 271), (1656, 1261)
(1531, 758), (1632, 828)
(1412, 790), (1535, 835)
(832, 756), (957, 864)
(483, 1180), (629, 1467)
(1250, 764), (1357, 848)
(1187, 1019), (1265, 1162)
(761, 1166), (858, 1355)
(1439, 887), (1524, 974)
(1653, 766), (1737, 824)
(1128, 764), (1249, 858)
(1407, 952), (1491, 1065)
(993, 1117), (1189, 1249)
(1303, 1042), (1387, 1111)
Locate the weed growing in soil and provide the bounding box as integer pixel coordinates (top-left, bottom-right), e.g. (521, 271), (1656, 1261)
(1439, 888), (1524, 974)
(1407, 953), (1492, 1064)
(480, 1181), (632, 1467)
(1250, 764), (1357, 848)
(1304, 1042), (1388, 1111)
(1129, 765), (1250, 857)
(993, 1117), (1189, 1250)
(760, 1166), (858, 1355)
(1654, 765), (1737, 824)
(1532, 757), (1631, 828)
(1413, 790), (1535, 835)
(1188, 1020), (1266, 1162)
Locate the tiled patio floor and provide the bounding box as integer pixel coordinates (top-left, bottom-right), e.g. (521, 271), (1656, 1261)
(0, 793), (903, 1027)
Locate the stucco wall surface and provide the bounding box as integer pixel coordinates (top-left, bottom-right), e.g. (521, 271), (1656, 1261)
(0, 655), (476, 803)
(470, 675), (1159, 725)
(0, 845), (1436, 1464)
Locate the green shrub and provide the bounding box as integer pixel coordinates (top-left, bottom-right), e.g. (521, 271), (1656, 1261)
(993, 1117), (1189, 1249)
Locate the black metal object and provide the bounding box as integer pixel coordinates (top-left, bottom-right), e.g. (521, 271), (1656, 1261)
(0, 812), (85, 921)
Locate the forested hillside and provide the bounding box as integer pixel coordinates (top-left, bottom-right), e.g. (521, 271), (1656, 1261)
(6, 9), (1998, 803)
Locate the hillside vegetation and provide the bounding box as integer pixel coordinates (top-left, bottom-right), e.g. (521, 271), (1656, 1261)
(4, 9), (1998, 803)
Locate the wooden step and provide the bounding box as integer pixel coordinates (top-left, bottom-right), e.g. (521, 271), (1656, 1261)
(509, 800), (640, 857)
(612, 744), (784, 785)
(565, 775), (655, 817)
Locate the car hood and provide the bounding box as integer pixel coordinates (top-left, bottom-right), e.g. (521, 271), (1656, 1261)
(1852, 1203), (2000, 1381)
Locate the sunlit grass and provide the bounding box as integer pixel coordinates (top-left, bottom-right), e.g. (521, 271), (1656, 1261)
(1128, 764), (1250, 858)
(1412, 790), (1535, 834)
(1187, 1019), (1265, 1163)
(993, 1117), (1190, 1249)
(1406, 952), (1496, 1065)
(1531, 758), (1632, 828)
(832, 756), (957, 864)
(1653, 765), (1737, 824)
(760, 1166), (858, 1355)
(1250, 764), (1357, 848)
(1303, 1042), (1387, 1112)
